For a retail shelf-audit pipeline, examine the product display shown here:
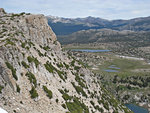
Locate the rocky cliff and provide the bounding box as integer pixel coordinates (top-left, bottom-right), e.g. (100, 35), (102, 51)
(0, 8), (132, 113)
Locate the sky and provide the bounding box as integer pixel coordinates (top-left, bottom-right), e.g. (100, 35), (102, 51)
(1, 0), (150, 20)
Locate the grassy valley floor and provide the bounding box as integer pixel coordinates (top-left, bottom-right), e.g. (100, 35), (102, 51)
(64, 45), (150, 112)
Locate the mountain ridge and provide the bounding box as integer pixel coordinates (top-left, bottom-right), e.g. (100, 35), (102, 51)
(0, 8), (132, 113)
(47, 15), (150, 35)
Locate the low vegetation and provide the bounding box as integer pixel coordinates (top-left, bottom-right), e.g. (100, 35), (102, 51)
(29, 86), (38, 99)
(25, 72), (37, 87)
(21, 61), (30, 68)
(0, 85), (4, 93)
(71, 82), (87, 97)
(27, 56), (40, 67)
(16, 84), (20, 93)
(44, 61), (66, 81)
(5, 62), (18, 80)
(43, 85), (53, 99)
(66, 97), (89, 113)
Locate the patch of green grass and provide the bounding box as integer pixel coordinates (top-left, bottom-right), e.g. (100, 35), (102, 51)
(100, 57), (150, 73)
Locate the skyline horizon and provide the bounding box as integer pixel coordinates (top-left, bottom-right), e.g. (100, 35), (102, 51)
(1, 0), (150, 20)
(46, 14), (150, 21)
(1, 8), (150, 21)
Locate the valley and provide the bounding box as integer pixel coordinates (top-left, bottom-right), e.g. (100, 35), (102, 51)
(64, 45), (150, 112)
(48, 15), (150, 113)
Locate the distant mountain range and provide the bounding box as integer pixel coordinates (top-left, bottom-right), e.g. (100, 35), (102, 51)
(47, 16), (150, 35)
(58, 29), (150, 46)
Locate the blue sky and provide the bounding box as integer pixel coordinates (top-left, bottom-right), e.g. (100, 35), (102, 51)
(1, 0), (150, 20)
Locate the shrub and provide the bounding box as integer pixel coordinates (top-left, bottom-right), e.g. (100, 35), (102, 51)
(75, 75), (86, 88)
(80, 74), (85, 77)
(51, 53), (54, 56)
(63, 62), (69, 69)
(30, 86), (38, 99)
(25, 72), (37, 87)
(44, 62), (54, 73)
(43, 46), (50, 51)
(5, 39), (15, 46)
(36, 49), (44, 57)
(21, 61), (29, 68)
(90, 101), (95, 106)
(74, 66), (80, 71)
(21, 42), (26, 48)
(71, 82), (87, 97)
(27, 56), (33, 63)
(43, 85), (53, 99)
(62, 104), (66, 109)
(44, 61), (66, 81)
(56, 99), (59, 103)
(57, 63), (63, 68)
(16, 84), (20, 93)
(63, 95), (89, 113)
(66, 102), (83, 113)
(71, 60), (75, 66)
(0, 85), (4, 93)
(5, 62), (18, 80)
(103, 102), (109, 110)
(27, 56), (40, 67)
(64, 88), (69, 93)
(62, 93), (72, 101)
(58, 89), (64, 94)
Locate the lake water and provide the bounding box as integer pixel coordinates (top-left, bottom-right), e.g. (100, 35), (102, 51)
(71, 49), (110, 52)
(104, 65), (120, 72)
(104, 69), (119, 72)
(125, 104), (149, 113)
(108, 65), (120, 69)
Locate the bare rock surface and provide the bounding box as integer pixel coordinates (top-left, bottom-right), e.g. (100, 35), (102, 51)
(0, 9), (132, 113)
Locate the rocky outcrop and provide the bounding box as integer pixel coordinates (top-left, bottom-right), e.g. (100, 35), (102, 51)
(0, 9), (132, 113)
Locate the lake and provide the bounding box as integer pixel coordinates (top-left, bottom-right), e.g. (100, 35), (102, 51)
(104, 69), (119, 72)
(71, 49), (110, 52)
(104, 65), (120, 72)
(125, 104), (149, 113)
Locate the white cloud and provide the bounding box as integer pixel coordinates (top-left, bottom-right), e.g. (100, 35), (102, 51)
(1, 0), (150, 19)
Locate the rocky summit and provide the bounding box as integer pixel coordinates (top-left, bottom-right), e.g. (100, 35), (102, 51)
(0, 8), (132, 113)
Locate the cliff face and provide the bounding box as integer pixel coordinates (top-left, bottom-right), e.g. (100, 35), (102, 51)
(0, 9), (132, 113)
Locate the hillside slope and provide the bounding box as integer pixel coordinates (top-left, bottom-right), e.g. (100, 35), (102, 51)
(0, 9), (132, 113)
(58, 29), (150, 46)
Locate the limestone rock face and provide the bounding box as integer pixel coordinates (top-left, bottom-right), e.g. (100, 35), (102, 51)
(0, 9), (132, 113)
